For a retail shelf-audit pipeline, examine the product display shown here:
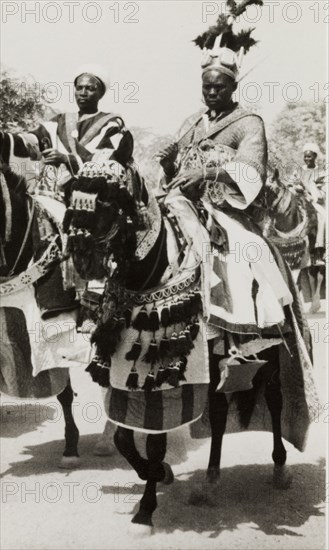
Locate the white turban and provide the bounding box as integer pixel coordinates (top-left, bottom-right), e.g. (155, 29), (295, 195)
(303, 142), (320, 155)
(74, 64), (110, 95)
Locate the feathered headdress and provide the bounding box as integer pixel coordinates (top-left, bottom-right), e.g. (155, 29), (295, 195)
(194, 0), (264, 80)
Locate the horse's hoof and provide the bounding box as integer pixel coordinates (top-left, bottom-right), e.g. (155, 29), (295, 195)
(160, 462), (174, 485)
(131, 510), (153, 530)
(206, 467), (220, 484)
(58, 456), (81, 469)
(309, 300), (321, 314)
(93, 443), (116, 457)
(273, 465), (292, 489)
(128, 521), (153, 537)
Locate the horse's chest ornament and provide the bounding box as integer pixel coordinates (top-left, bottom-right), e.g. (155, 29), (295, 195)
(88, 266), (204, 392)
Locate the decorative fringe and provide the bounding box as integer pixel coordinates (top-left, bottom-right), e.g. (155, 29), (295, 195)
(142, 339), (159, 364)
(125, 340), (142, 361)
(167, 362), (180, 387)
(124, 307), (132, 328)
(85, 357), (110, 388)
(126, 367), (139, 390)
(160, 305), (171, 328)
(132, 306), (149, 332)
(158, 337), (170, 359)
(149, 307), (160, 332)
(155, 365), (167, 387)
(190, 322), (200, 341)
(189, 291), (203, 317)
(168, 332), (178, 358)
(62, 207), (73, 234)
(184, 327), (195, 352)
(142, 371), (156, 392)
(178, 357), (188, 381)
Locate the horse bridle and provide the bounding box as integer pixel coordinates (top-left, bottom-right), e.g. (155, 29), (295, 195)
(0, 131), (35, 277)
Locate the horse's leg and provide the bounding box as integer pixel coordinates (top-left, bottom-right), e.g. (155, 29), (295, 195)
(57, 381), (80, 469)
(114, 426), (149, 480)
(93, 420), (116, 456)
(261, 347), (292, 489)
(309, 266), (323, 313)
(132, 433), (169, 528)
(207, 341), (228, 483)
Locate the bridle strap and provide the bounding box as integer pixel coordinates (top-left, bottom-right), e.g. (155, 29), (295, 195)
(8, 195), (35, 276)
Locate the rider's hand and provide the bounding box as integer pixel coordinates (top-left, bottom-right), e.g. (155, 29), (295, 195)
(156, 142), (178, 175)
(42, 148), (67, 167)
(168, 169), (205, 200)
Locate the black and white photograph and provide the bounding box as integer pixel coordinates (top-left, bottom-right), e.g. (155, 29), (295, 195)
(0, 1), (327, 548)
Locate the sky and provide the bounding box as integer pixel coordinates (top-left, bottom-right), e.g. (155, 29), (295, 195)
(1, 0), (328, 135)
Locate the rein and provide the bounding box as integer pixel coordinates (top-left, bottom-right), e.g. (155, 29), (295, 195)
(8, 196), (35, 276)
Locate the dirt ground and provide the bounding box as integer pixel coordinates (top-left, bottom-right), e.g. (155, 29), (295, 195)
(0, 304), (327, 550)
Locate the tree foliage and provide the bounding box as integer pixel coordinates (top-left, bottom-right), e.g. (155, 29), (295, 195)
(0, 70), (47, 132)
(267, 101), (326, 176)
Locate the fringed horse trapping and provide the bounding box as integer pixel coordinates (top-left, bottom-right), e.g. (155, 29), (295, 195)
(0, 130), (88, 468)
(65, 130), (320, 529)
(263, 168), (326, 311)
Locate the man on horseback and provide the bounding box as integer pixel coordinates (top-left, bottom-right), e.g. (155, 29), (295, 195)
(290, 142), (326, 312)
(156, 9), (295, 368)
(7, 65), (129, 202)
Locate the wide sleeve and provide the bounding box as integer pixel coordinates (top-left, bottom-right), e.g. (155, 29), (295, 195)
(220, 115), (267, 210)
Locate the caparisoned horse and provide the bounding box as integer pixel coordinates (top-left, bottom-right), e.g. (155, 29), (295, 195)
(64, 130), (319, 530)
(0, 130), (82, 468)
(263, 168), (325, 312)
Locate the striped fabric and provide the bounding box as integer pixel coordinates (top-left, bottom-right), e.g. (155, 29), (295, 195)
(103, 384), (208, 433)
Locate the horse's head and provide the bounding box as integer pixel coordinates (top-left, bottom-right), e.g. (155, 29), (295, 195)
(64, 132), (150, 281)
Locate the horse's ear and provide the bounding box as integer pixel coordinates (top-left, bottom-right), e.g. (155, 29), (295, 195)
(112, 130), (134, 167)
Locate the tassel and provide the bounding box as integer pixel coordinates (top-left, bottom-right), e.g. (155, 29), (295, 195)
(132, 306), (149, 332)
(175, 331), (188, 356)
(85, 358), (110, 387)
(184, 327), (195, 352)
(178, 357), (187, 381)
(155, 365), (167, 387)
(142, 339), (158, 364)
(183, 295), (193, 319)
(160, 305), (171, 328)
(125, 340), (142, 361)
(126, 367), (139, 390)
(124, 308), (132, 328)
(97, 364), (111, 388)
(190, 322), (200, 341)
(168, 332), (179, 358)
(149, 306), (160, 332)
(170, 301), (182, 324)
(189, 291), (203, 316)
(158, 337), (170, 359)
(142, 371), (156, 392)
(167, 362), (180, 387)
(176, 299), (186, 323)
(63, 207), (73, 234)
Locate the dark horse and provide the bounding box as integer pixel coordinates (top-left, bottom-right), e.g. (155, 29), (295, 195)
(0, 131), (80, 468)
(64, 131), (317, 530)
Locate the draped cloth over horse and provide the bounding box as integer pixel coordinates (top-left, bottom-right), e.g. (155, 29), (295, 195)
(64, 136), (319, 453)
(0, 136), (89, 398)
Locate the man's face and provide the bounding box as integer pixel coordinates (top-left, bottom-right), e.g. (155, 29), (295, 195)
(202, 70), (237, 112)
(304, 151), (317, 168)
(74, 74), (103, 112)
